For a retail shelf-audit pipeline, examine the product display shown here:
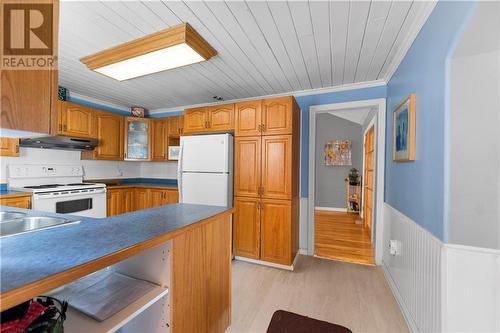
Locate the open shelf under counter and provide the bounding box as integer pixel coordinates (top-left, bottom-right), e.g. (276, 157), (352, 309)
(51, 241), (172, 333)
(64, 284), (168, 333)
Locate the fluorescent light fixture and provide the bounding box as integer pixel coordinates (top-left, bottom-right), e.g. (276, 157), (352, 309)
(81, 23), (216, 81)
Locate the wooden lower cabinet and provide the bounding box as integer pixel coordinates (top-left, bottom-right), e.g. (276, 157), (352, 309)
(233, 197), (293, 265)
(106, 189), (123, 216)
(134, 188), (150, 211)
(123, 189), (134, 213)
(233, 197), (261, 259)
(260, 199), (292, 265)
(0, 138), (20, 157)
(0, 195), (31, 209)
(150, 188), (169, 208)
(107, 187), (179, 216)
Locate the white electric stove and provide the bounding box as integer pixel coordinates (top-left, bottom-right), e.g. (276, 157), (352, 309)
(7, 165), (107, 218)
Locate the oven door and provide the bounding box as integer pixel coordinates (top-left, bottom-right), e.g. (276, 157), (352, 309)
(32, 188), (107, 218)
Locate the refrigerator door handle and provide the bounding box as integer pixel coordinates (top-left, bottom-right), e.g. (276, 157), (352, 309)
(177, 143), (184, 203)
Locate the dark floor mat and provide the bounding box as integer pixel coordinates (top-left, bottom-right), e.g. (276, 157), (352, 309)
(267, 310), (352, 333)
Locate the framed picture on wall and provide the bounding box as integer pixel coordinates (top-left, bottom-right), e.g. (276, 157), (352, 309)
(393, 93), (416, 162)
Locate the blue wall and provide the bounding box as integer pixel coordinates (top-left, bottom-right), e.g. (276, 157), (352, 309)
(145, 86), (387, 198)
(148, 111), (184, 118)
(296, 86), (387, 197)
(385, 1), (478, 240)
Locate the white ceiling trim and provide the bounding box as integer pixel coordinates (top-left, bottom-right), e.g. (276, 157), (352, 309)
(148, 79), (386, 114)
(382, 1), (437, 82)
(69, 92), (130, 112)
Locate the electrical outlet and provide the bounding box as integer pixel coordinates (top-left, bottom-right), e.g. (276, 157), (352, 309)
(389, 240), (401, 256)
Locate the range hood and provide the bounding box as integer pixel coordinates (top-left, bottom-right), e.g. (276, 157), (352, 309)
(20, 136), (98, 151)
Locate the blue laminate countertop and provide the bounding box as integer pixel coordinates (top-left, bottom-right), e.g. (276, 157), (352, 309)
(0, 204), (230, 294)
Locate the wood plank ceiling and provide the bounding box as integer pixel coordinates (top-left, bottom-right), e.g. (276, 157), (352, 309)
(58, 1), (433, 111)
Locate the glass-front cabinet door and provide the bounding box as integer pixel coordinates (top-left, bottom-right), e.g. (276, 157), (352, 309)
(125, 117), (151, 160)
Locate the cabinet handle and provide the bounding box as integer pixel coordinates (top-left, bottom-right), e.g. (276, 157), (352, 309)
(258, 124), (261, 132)
(261, 124), (266, 132)
(15, 145), (19, 153)
(63, 124), (67, 131)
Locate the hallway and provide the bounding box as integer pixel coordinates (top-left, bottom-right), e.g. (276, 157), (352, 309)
(314, 210), (374, 265)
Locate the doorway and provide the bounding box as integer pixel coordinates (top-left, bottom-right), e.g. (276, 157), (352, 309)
(307, 99), (386, 265)
(363, 125), (375, 238)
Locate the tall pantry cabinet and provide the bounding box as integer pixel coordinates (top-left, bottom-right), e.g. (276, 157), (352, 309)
(233, 96), (300, 266)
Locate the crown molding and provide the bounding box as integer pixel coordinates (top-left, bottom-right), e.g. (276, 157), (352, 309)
(383, 1), (437, 83)
(148, 79), (387, 115)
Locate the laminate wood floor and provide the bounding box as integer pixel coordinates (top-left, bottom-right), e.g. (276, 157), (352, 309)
(228, 256), (408, 333)
(315, 210), (375, 265)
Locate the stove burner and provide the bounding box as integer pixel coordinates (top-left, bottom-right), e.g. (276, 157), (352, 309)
(24, 184), (64, 189)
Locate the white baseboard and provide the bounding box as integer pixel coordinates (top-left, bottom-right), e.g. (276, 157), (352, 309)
(234, 251), (300, 271)
(314, 206), (347, 212)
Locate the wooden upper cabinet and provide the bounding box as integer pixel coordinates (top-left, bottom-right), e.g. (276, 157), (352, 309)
(184, 107), (208, 133)
(260, 199), (291, 265)
(235, 100), (262, 137)
(151, 119), (167, 161)
(124, 117), (151, 161)
(262, 97), (293, 135)
(0, 0), (58, 134)
(178, 115), (184, 135)
(233, 196), (261, 259)
(234, 137), (261, 198)
(261, 135), (292, 200)
(0, 138), (20, 157)
(1, 70), (54, 134)
(207, 104), (234, 132)
(58, 101), (95, 138)
(168, 116), (184, 137)
(83, 110), (123, 160)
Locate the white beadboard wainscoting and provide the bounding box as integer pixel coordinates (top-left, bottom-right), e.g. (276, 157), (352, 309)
(382, 203), (442, 333)
(442, 244), (500, 332)
(382, 203), (500, 332)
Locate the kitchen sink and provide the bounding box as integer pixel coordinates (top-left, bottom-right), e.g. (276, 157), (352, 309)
(0, 211), (27, 223)
(0, 216), (80, 238)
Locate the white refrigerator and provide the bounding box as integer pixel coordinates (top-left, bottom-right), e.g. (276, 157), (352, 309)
(178, 133), (233, 207)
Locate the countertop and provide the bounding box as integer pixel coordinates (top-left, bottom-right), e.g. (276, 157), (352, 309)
(0, 190), (31, 198)
(0, 204), (230, 296)
(106, 183), (178, 190)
